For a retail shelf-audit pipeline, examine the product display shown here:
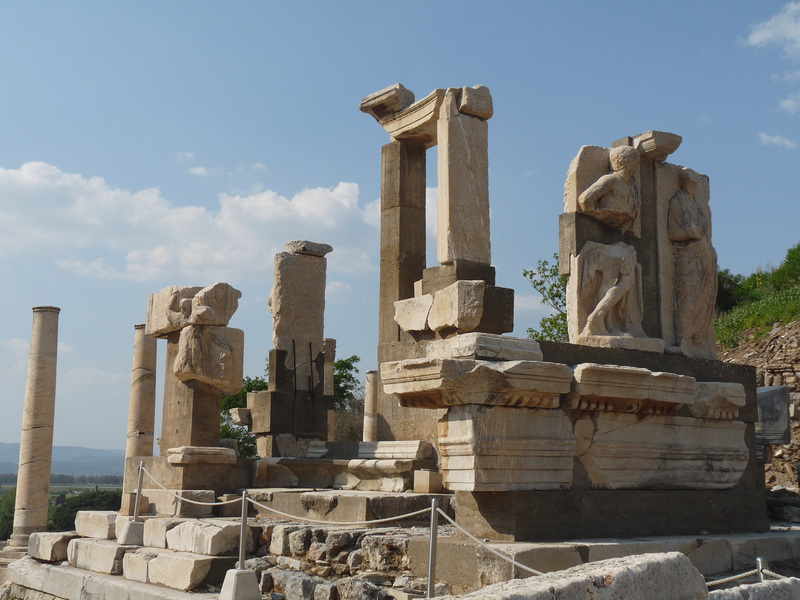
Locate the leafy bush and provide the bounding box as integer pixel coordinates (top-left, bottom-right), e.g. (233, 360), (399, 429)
(715, 283), (800, 348)
(50, 490), (121, 532)
(523, 253), (569, 342)
(0, 487), (15, 540)
(220, 375), (269, 459)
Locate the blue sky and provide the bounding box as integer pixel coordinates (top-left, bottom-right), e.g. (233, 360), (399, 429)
(1, 2), (799, 449)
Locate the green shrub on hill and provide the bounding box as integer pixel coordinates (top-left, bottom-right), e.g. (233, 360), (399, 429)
(50, 490), (121, 532)
(715, 283), (800, 348)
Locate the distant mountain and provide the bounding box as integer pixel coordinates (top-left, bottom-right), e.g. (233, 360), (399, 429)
(0, 442), (125, 475)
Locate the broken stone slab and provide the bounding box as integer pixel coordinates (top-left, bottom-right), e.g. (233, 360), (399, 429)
(566, 363), (696, 413)
(576, 412), (749, 490)
(425, 333), (543, 362)
(187, 282), (242, 327)
(143, 517), (189, 548)
(757, 385), (791, 446)
(74, 510), (118, 539)
(359, 83), (416, 122)
(27, 531), (79, 562)
(230, 407), (251, 427)
(165, 518), (254, 556)
(394, 295), (434, 332)
(67, 538), (130, 575)
(358, 441), (433, 460)
(690, 382), (747, 420)
(145, 285), (204, 337)
(166, 445), (238, 465)
(285, 239), (334, 257)
(122, 547), (167, 583)
(458, 85), (493, 120)
(632, 130), (683, 162)
(173, 325), (244, 395)
(435, 552), (707, 600)
(381, 357), (573, 409)
(427, 280), (485, 333)
(147, 551), (215, 591)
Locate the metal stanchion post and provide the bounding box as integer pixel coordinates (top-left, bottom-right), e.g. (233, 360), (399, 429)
(133, 461), (144, 522)
(757, 557), (767, 583)
(427, 498), (439, 599)
(238, 490), (248, 570)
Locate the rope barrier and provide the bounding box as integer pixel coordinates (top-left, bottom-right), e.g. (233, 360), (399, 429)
(761, 568), (787, 580)
(435, 508), (544, 577)
(246, 495), (433, 526)
(141, 467), (243, 506)
(706, 569), (759, 587)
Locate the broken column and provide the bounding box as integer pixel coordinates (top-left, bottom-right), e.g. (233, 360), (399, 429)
(8, 306), (60, 551)
(124, 325), (157, 464)
(247, 241), (335, 457)
(363, 370), (378, 442)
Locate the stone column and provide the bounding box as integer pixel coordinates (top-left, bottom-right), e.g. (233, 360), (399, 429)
(8, 306), (60, 550)
(363, 370), (378, 442)
(123, 324), (157, 493)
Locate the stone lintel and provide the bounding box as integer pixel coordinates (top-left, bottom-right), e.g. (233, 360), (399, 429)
(359, 83), (415, 122)
(376, 89), (446, 148)
(425, 333), (543, 362)
(166, 446), (238, 465)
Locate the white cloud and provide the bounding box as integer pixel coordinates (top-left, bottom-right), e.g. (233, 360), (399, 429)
(188, 166), (209, 176)
(746, 2), (800, 59)
(176, 152), (195, 164)
(0, 162), (379, 283)
(758, 132), (798, 149)
(3, 337), (30, 357)
(251, 163), (268, 171)
(779, 90), (800, 113)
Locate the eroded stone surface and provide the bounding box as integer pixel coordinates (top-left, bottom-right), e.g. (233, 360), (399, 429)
(188, 282), (241, 327)
(691, 382), (747, 420)
(173, 325), (244, 395)
(428, 280), (486, 333)
(394, 295), (434, 332)
(148, 551), (214, 591)
(425, 333), (543, 362)
(67, 538), (129, 575)
(146, 285), (203, 337)
(28, 531), (79, 562)
(74, 511), (118, 540)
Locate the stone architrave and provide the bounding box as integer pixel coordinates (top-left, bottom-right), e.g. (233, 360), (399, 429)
(8, 307), (60, 551)
(690, 382), (746, 420)
(438, 405), (576, 491)
(268, 241), (331, 389)
(576, 412), (749, 490)
(173, 325), (244, 395)
(145, 285), (203, 337)
(424, 333), (544, 362)
(437, 87), (491, 265)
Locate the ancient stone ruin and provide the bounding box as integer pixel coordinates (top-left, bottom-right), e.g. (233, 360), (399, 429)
(1, 85), (786, 600)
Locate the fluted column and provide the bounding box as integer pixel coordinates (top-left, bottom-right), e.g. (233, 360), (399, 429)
(123, 324), (157, 493)
(8, 306), (60, 550)
(363, 370), (378, 442)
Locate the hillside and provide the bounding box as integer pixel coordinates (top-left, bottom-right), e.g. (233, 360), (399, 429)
(0, 443), (124, 476)
(719, 320), (800, 489)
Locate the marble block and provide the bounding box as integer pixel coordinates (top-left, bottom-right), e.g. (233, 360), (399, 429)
(145, 285), (203, 337)
(576, 412), (749, 490)
(633, 130), (682, 162)
(438, 406), (576, 491)
(173, 325), (244, 395)
(166, 446), (237, 465)
(425, 333), (543, 362)
(394, 295), (434, 332)
(381, 358), (573, 409)
(427, 280), (485, 332)
(690, 382), (747, 420)
(359, 83), (416, 122)
(188, 282), (241, 327)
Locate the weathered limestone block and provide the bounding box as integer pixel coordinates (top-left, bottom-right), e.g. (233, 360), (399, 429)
(382, 357), (573, 409)
(458, 85), (493, 120)
(268, 246), (328, 385)
(166, 519), (253, 556)
(28, 531), (79, 562)
(690, 382), (747, 419)
(428, 280), (485, 333)
(425, 333), (543, 362)
(145, 285), (203, 336)
(148, 551), (214, 591)
(74, 510), (118, 539)
(708, 578), (800, 599)
(173, 325), (244, 395)
(358, 440), (433, 460)
(284, 240), (334, 257)
(437, 89), (491, 265)
(123, 548), (165, 583)
(359, 83), (416, 122)
(166, 445), (237, 465)
(230, 407), (251, 427)
(188, 282), (241, 327)
(566, 363), (695, 414)
(271, 524), (304, 556)
(633, 130), (683, 162)
(576, 412), (749, 490)
(394, 294), (434, 332)
(369, 88), (446, 147)
(142, 489), (215, 518)
(143, 517), (187, 549)
(254, 458), (300, 488)
(67, 538), (129, 575)
(438, 406), (576, 492)
(436, 552), (706, 600)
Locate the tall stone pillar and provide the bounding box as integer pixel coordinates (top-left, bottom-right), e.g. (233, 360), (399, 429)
(8, 306), (60, 550)
(363, 370), (378, 442)
(123, 324), (157, 494)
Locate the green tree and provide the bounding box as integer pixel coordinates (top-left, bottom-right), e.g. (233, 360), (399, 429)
(50, 490), (121, 532)
(333, 355), (362, 410)
(523, 253), (569, 342)
(0, 487), (15, 540)
(220, 375), (269, 459)
(716, 268), (743, 313)
(772, 242), (800, 291)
